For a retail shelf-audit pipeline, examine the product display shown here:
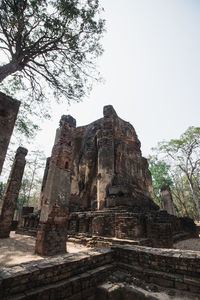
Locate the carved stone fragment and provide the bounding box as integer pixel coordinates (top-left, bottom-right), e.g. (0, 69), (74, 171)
(160, 184), (177, 216)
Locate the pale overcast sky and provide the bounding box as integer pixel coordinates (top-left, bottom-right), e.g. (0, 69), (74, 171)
(36, 0), (200, 158)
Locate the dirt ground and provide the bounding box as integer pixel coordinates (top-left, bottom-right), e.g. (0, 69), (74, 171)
(0, 232), (199, 267)
(0, 232), (92, 266)
(173, 237), (200, 251)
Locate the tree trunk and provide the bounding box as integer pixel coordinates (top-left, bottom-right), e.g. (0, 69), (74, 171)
(187, 177), (200, 220)
(0, 61), (20, 83)
(171, 190), (190, 217)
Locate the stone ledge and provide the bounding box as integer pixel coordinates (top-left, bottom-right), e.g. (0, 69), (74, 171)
(0, 248), (114, 298)
(112, 244), (200, 259)
(1, 245), (200, 299)
(7, 264), (114, 300)
(112, 245), (200, 293)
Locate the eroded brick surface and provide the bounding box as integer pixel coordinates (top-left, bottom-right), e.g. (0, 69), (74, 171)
(0, 147), (27, 238)
(112, 245), (200, 294)
(0, 246), (200, 299)
(35, 116), (76, 255)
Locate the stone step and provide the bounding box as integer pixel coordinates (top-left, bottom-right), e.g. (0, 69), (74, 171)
(0, 248), (114, 299)
(7, 264), (114, 300)
(96, 279), (199, 300)
(118, 262), (200, 293)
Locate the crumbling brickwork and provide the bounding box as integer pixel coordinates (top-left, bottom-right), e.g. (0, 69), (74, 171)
(0, 92), (20, 174)
(0, 147), (27, 238)
(68, 105), (156, 211)
(35, 116), (76, 255)
(1, 246), (200, 299)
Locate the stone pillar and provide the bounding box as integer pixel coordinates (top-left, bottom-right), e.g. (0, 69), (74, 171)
(0, 147), (28, 238)
(160, 184), (176, 216)
(0, 92), (20, 174)
(35, 115), (76, 255)
(97, 106), (116, 210)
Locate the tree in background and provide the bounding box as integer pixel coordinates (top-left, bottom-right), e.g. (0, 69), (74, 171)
(158, 127), (200, 218)
(0, 0), (105, 136)
(170, 169), (197, 219)
(0, 149), (45, 217)
(148, 155), (173, 207)
(17, 150), (46, 213)
(151, 126), (200, 220)
(0, 182), (6, 205)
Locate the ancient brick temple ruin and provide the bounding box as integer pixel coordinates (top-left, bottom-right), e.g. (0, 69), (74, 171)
(3, 105), (199, 300)
(31, 105), (198, 255)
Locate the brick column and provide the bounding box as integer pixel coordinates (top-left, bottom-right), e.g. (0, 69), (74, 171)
(0, 92), (20, 174)
(35, 115), (76, 255)
(0, 147), (28, 238)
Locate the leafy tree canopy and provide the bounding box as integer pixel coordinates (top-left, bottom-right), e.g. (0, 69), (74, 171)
(148, 155), (173, 206)
(152, 126), (200, 218)
(0, 0), (105, 136)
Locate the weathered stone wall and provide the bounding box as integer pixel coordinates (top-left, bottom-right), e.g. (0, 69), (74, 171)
(1, 245), (200, 299)
(17, 206), (198, 248)
(68, 211), (147, 239)
(0, 248), (114, 299)
(69, 105), (156, 211)
(113, 245), (200, 294)
(0, 92), (20, 174)
(68, 210), (198, 248)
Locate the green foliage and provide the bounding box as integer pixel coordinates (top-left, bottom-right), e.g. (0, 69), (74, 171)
(152, 126), (200, 219)
(148, 155), (173, 207)
(171, 170), (198, 219)
(0, 182), (6, 204)
(17, 149), (46, 212)
(157, 126), (200, 168)
(0, 0), (105, 137)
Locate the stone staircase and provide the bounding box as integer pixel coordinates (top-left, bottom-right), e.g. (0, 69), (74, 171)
(0, 248), (114, 300)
